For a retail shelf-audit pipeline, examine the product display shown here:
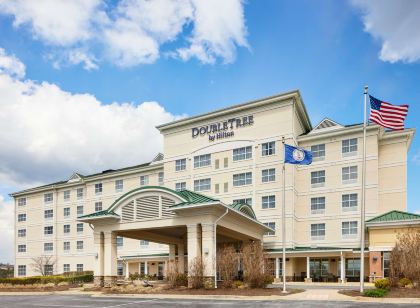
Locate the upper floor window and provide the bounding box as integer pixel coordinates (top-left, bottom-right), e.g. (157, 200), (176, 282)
(18, 213), (26, 222)
(44, 242), (53, 252)
(140, 175), (149, 186)
(262, 168), (276, 183)
(77, 205), (84, 217)
(311, 170), (325, 188)
(311, 144), (325, 161)
(44, 193), (53, 204)
(233, 198), (252, 206)
(311, 197), (325, 214)
(18, 265), (26, 276)
(194, 178), (211, 192)
(342, 138), (358, 156)
(342, 193), (358, 211)
(262, 141), (275, 156)
(263, 222), (276, 236)
(77, 241), (84, 251)
(44, 226), (53, 236)
(44, 209), (53, 220)
(342, 166), (358, 184)
(342, 221), (358, 238)
(194, 154), (211, 168)
(117, 236), (123, 248)
(76, 188), (84, 199)
(63, 224), (70, 234)
(233, 172), (252, 186)
(140, 240), (149, 247)
(262, 195), (276, 209)
(63, 241), (70, 251)
(95, 201), (102, 212)
(18, 244), (26, 253)
(175, 182), (186, 191)
(175, 158), (186, 171)
(63, 190), (70, 201)
(233, 146), (252, 161)
(95, 183), (103, 195)
(115, 180), (123, 192)
(18, 229), (26, 237)
(18, 197), (26, 206)
(64, 207), (70, 218)
(158, 172), (164, 185)
(77, 223), (84, 233)
(311, 223), (325, 240)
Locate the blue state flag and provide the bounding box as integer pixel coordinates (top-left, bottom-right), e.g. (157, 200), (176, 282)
(284, 144), (312, 165)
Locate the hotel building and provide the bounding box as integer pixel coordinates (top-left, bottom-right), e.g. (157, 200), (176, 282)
(11, 90), (419, 286)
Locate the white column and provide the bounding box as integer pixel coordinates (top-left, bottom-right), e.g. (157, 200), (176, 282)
(275, 257), (280, 279)
(93, 231), (104, 277)
(125, 261), (129, 279)
(169, 244), (176, 261)
(103, 231), (118, 286)
(187, 224), (201, 275)
(145, 261), (148, 275)
(341, 253), (345, 283)
(201, 223), (216, 279)
(306, 256), (310, 279)
(178, 243), (185, 274)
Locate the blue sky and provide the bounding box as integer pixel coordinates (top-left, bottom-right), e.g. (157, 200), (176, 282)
(0, 0), (419, 262)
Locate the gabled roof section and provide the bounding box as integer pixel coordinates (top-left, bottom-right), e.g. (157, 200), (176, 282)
(151, 153), (164, 163)
(229, 202), (257, 220)
(78, 210), (119, 221)
(67, 173), (84, 183)
(367, 210), (420, 224)
(171, 189), (219, 207)
(309, 118), (343, 134)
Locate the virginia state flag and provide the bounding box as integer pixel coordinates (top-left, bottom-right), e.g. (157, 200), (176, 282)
(284, 144), (312, 165)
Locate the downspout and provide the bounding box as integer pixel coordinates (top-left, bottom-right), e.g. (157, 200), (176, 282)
(214, 207), (229, 288)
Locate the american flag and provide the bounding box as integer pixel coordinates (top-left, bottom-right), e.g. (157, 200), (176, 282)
(369, 95), (409, 130)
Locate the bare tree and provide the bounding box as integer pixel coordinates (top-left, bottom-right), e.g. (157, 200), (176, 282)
(242, 241), (272, 288)
(30, 255), (56, 276)
(217, 244), (238, 288)
(188, 256), (205, 288)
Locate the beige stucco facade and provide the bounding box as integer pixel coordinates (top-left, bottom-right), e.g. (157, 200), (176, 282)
(11, 90), (416, 284)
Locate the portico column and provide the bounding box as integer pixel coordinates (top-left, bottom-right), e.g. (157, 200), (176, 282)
(305, 256), (312, 283)
(145, 261), (148, 276)
(177, 243), (185, 274)
(93, 231), (104, 286)
(340, 253), (345, 283)
(275, 257), (280, 280)
(187, 224), (201, 287)
(103, 231), (118, 287)
(169, 244), (176, 261)
(201, 223), (216, 288)
(125, 261), (129, 279)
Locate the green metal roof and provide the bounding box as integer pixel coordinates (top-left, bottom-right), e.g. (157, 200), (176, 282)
(78, 210), (119, 220)
(366, 210), (420, 223)
(119, 253), (169, 259)
(170, 189), (219, 207)
(266, 246), (366, 253)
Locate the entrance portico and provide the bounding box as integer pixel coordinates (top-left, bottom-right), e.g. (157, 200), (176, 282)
(78, 186), (271, 287)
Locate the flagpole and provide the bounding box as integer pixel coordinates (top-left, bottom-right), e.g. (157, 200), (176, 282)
(360, 85), (368, 293)
(281, 136), (287, 293)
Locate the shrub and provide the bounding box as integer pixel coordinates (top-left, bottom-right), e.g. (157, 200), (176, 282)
(233, 280), (243, 288)
(374, 278), (390, 290)
(242, 241), (272, 288)
(364, 289), (388, 297)
(264, 275), (274, 286)
(217, 244), (238, 288)
(188, 257), (205, 289)
(399, 277), (412, 287)
(129, 273), (139, 282)
(0, 274), (93, 286)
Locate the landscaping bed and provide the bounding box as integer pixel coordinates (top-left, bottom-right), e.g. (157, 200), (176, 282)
(339, 288), (420, 298)
(0, 284), (73, 292)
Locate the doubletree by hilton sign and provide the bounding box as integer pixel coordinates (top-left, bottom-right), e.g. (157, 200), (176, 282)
(192, 115), (254, 141)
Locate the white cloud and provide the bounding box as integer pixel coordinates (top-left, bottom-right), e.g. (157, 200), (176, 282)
(0, 195), (13, 263)
(352, 0), (420, 63)
(0, 48), (184, 187)
(0, 48), (25, 79)
(0, 0), (248, 68)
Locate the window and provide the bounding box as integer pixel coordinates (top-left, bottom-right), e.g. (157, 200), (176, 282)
(194, 178), (211, 192)
(233, 172), (252, 186)
(18, 197), (26, 206)
(233, 198), (252, 206)
(95, 201), (102, 212)
(194, 154), (211, 168)
(342, 194), (358, 211)
(383, 252), (390, 277)
(345, 258), (360, 277)
(63, 224), (70, 234)
(44, 209), (53, 220)
(44, 193), (53, 204)
(311, 223), (325, 240)
(310, 197), (325, 214)
(140, 240), (149, 247)
(342, 221), (358, 238)
(44, 242), (53, 252)
(117, 236), (123, 248)
(233, 146), (252, 161)
(117, 263), (124, 276)
(310, 258), (330, 278)
(18, 244), (26, 253)
(262, 168), (276, 183)
(63, 190), (70, 201)
(77, 205), (84, 216)
(215, 159), (220, 169)
(18, 265), (26, 276)
(18, 229), (26, 237)
(76, 264), (83, 272)
(95, 183), (103, 195)
(262, 141), (275, 156)
(115, 180), (123, 192)
(44, 264), (53, 275)
(223, 182), (228, 193)
(175, 158), (186, 171)
(224, 157), (228, 168)
(63, 241), (70, 252)
(263, 222), (275, 236)
(18, 213), (26, 222)
(63, 264), (70, 273)
(311, 170), (325, 188)
(342, 138), (358, 155)
(140, 262), (145, 275)
(77, 223), (83, 233)
(44, 226), (53, 236)
(175, 182), (186, 191)
(158, 172), (164, 185)
(262, 195), (276, 209)
(76, 188), (84, 199)
(140, 175), (149, 186)
(64, 207), (70, 218)
(311, 144), (325, 161)
(342, 166), (358, 184)
(77, 240), (84, 251)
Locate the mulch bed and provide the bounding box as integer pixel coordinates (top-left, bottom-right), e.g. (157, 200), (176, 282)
(0, 285), (71, 292)
(339, 288), (420, 298)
